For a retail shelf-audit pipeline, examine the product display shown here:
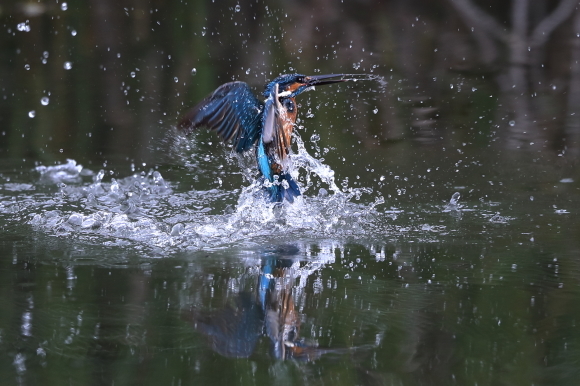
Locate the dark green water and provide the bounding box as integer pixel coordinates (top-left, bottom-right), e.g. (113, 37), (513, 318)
(2, 0), (580, 385)
(1, 138), (579, 385)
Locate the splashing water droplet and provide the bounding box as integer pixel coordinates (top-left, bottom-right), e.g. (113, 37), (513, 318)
(444, 192), (461, 212)
(170, 223), (185, 236)
(373, 107), (379, 114)
(245, 68), (251, 75)
(61, 2), (68, 11)
(235, 4), (241, 12)
(509, 120), (515, 127)
(17, 22), (30, 32)
(63, 61), (72, 70)
(28, 110), (36, 118)
(71, 30), (77, 36)
(191, 68), (197, 76)
(130, 71), (136, 78)
(40, 97), (49, 106)
(449, 192), (460, 205)
(24, 64), (30, 70)
(174, 76), (179, 83)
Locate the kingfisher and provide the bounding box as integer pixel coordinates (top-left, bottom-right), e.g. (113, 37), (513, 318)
(178, 73), (347, 203)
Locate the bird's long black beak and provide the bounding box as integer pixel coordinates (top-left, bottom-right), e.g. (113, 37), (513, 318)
(305, 74), (346, 87)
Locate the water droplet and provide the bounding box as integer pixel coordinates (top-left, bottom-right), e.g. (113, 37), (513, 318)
(191, 68), (197, 75)
(17, 22), (30, 32)
(235, 4), (241, 12)
(71, 29), (77, 36)
(170, 223), (184, 236)
(61, 2), (68, 11)
(449, 192), (460, 205)
(63, 61), (72, 70)
(24, 64), (30, 70)
(373, 107), (378, 114)
(245, 68), (251, 75)
(130, 71), (136, 78)
(509, 120), (515, 127)
(443, 192), (461, 212)
(174, 76), (179, 83)
(28, 110), (36, 118)
(41, 97), (49, 106)
(94, 169), (105, 183)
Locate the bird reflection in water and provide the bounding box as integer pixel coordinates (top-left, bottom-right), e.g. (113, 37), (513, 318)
(182, 245), (352, 361)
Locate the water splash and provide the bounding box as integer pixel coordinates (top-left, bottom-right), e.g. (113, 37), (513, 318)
(36, 159), (89, 184)
(1, 132), (509, 252)
(339, 73), (386, 85)
(443, 192), (461, 212)
(14, 133), (383, 251)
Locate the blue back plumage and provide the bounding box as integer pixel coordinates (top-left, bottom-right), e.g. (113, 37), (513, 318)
(256, 138), (272, 181)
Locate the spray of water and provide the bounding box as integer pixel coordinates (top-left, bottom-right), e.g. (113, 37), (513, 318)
(14, 130), (381, 251)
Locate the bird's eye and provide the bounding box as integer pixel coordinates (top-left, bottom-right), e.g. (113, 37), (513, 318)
(283, 98), (295, 112)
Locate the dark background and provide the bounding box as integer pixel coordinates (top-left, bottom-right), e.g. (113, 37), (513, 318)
(1, 0), (580, 165)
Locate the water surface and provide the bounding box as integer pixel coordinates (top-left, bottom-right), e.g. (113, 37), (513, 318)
(1, 135), (579, 385)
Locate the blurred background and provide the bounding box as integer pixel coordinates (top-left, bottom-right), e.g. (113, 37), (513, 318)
(2, 2), (580, 385)
(1, 0), (580, 165)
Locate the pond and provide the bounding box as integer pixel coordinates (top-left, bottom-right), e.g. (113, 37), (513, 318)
(2, 1), (580, 385)
(1, 135), (579, 385)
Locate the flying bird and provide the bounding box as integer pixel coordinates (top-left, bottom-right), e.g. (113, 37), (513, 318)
(179, 73), (348, 203)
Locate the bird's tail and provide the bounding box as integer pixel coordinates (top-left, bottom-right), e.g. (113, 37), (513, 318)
(265, 172), (301, 203)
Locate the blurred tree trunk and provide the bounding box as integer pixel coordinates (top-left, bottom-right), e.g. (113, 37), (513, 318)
(508, 0), (534, 148)
(448, 0), (578, 148)
(566, 7), (580, 156)
(510, 0), (529, 95)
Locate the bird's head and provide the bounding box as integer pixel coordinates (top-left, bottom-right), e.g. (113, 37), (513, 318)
(263, 73), (345, 99)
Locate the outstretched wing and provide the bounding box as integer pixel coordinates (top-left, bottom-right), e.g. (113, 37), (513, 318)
(179, 81), (264, 153)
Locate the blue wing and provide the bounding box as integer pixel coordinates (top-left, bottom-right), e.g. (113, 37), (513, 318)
(179, 82), (264, 153)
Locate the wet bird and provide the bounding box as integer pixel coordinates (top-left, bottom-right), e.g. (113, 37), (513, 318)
(179, 73), (347, 203)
